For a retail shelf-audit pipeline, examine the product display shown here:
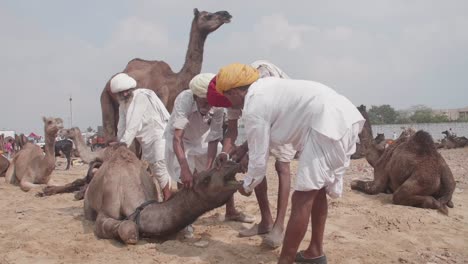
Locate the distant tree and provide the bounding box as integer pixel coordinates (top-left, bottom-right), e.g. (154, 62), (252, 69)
(409, 105), (433, 123)
(368, 104), (398, 124)
(431, 114), (450, 123)
(395, 110), (412, 124)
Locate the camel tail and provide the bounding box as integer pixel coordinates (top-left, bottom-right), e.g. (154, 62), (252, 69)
(438, 159), (456, 209)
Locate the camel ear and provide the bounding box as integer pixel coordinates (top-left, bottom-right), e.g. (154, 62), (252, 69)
(42, 116), (47, 122)
(193, 8), (199, 16)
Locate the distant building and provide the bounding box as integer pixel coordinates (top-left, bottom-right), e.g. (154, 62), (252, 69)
(433, 107), (468, 121)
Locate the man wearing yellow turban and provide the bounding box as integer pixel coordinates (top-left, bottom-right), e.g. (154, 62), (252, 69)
(215, 63), (365, 264)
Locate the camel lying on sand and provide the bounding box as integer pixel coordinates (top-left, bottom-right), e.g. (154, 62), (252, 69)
(351, 105), (456, 214)
(0, 155), (9, 177)
(5, 117), (64, 191)
(84, 143), (241, 244)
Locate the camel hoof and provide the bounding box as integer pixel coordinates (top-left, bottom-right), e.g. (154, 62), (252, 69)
(119, 220), (139, 244)
(447, 200), (454, 208)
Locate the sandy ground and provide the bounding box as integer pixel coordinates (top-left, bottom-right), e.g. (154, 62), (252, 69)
(0, 148), (467, 264)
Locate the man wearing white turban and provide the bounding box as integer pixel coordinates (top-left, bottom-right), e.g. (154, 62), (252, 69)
(164, 73), (253, 237)
(110, 73), (172, 201)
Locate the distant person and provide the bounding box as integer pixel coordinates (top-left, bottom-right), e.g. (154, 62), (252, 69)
(393, 132), (397, 140)
(4, 139), (13, 159)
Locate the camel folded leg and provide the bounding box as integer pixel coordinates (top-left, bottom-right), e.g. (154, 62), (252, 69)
(392, 177), (447, 214)
(351, 171), (388, 195)
(94, 213), (139, 244)
(37, 178), (86, 197)
(20, 178), (44, 192)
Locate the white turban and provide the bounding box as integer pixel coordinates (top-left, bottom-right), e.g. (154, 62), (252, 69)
(189, 73), (216, 98)
(110, 73), (137, 93)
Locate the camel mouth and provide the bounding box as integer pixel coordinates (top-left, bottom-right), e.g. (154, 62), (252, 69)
(223, 163), (241, 188)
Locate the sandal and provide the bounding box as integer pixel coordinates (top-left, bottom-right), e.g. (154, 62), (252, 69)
(295, 251), (327, 264)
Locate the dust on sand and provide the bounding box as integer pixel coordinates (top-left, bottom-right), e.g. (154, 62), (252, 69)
(0, 148), (467, 264)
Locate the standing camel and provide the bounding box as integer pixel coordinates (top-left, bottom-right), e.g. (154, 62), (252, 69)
(5, 117), (64, 191)
(100, 8), (232, 141)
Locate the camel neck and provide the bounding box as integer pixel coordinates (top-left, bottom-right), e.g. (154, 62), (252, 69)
(177, 19), (207, 87)
(138, 189), (219, 237)
(73, 132), (100, 163)
(43, 134), (56, 165)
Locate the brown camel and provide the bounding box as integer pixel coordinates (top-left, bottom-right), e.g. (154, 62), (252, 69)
(84, 143), (241, 244)
(351, 106), (456, 214)
(0, 154), (9, 177)
(100, 8), (232, 141)
(5, 117), (64, 191)
(38, 127), (106, 198)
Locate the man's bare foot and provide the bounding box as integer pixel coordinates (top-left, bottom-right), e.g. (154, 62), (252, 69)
(263, 227), (284, 248)
(238, 223), (272, 237)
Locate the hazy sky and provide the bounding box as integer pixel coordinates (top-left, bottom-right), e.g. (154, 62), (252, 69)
(1, 0), (467, 135)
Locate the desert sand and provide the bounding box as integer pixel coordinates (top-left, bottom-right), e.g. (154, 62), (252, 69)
(0, 148), (467, 264)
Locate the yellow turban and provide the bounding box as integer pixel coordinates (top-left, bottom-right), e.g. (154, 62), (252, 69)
(215, 63), (260, 94)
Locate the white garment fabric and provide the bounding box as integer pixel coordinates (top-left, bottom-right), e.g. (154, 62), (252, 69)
(110, 73), (137, 93)
(164, 90), (224, 181)
(295, 122), (362, 198)
(242, 78), (365, 194)
(189, 73), (216, 98)
(226, 60), (295, 162)
(117, 88), (171, 188)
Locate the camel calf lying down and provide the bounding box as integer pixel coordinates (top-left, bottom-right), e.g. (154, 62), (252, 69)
(84, 144), (242, 244)
(351, 130), (456, 214)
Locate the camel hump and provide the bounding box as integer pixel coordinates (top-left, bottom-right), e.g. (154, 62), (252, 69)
(411, 130), (436, 154)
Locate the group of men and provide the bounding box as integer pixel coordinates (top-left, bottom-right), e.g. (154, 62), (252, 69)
(110, 61), (364, 264)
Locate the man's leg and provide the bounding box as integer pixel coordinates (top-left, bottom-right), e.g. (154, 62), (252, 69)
(278, 189), (319, 264)
(238, 177), (273, 236)
(225, 195), (255, 223)
(303, 187), (327, 259)
(264, 160), (291, 247)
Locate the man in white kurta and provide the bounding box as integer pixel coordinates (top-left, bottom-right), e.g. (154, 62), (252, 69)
(208, 60), (295, 247)
(215, 63), (365, 264)
(164, 73), (254, 228)
(111, 73), (172, 201)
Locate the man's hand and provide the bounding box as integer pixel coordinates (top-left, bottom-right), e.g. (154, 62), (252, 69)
(231, 144), (248, 162)
(214, 152), (229, 169)
(181, 167), (193, 189)
(239, 154), (249, 173)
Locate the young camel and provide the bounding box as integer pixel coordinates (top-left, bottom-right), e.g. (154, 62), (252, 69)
(84, 144), (242, 244)
(0, 155), (9, 177)
(5, 117), (64, 191)
(351, 106), (455, 214)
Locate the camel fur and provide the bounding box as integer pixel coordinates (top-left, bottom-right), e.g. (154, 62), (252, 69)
(84, 144), (242, 244)
(5, 117), (64, 191)
(100, 8), (232, 141)
(351, 106), (456, 214)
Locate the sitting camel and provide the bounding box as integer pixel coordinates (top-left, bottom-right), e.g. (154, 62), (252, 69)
(84, 143), (242, 244)
(5, 117), (64, 191)
(0, 155), (9, 177)
(351, 105), (456, 214)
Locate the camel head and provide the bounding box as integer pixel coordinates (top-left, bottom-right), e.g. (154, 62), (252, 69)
(60, 127), (82, 140)
(191, 160), (242, 204)
(193, 8), (232, 34)
(42, 117), (64, 137)
(375, 133), (385, 144)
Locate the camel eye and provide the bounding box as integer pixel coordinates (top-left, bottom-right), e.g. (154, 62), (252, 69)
(204, 14), (213, 20)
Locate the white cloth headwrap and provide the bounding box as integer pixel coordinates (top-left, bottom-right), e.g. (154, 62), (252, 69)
(189, 73), (216, 98)
(110, 73), (137, 93)
(250, 60), (290, 79)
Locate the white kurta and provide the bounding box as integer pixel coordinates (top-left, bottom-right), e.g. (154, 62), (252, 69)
(164, 90), (224, 181)
(242, 78), (365, 195)
(117, 88), (171, 188)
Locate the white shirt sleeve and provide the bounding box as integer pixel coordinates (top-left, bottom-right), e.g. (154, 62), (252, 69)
(120, 93), (148, 146)
(172, 92), (193, 130)
(117, 105), (126, 141)
(242, 114), (270, 193)
(206, 108), (224, 142)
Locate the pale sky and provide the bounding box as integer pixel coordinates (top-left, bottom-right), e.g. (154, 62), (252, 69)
(1, 0), (467, 135)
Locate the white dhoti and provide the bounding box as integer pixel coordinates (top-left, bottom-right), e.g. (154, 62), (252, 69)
(270, 144), (296, 163)
(141, 138), (170, 189)
(295, 121), (363, 198)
